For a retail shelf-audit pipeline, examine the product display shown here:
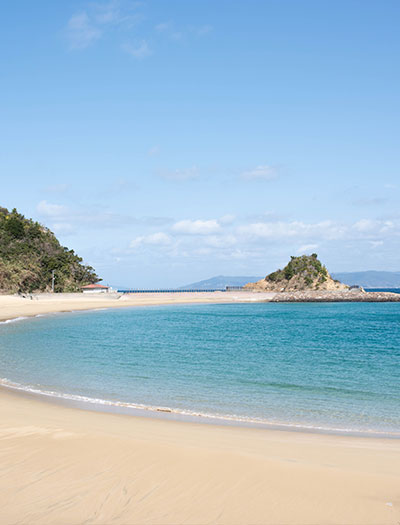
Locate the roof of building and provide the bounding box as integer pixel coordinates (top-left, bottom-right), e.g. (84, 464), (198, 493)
(81, 283), (109, 289)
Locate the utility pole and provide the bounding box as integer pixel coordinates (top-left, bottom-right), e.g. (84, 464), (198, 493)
(51, 270), (55, 293)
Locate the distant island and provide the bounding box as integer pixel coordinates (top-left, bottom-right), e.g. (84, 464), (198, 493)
(0, 207), (99, 293)
(245, 254), (347, 292)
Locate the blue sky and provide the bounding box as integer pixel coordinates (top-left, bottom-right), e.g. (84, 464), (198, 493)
(1, 0), (399, 287)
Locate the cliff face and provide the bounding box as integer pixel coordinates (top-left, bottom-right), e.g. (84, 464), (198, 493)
(0, 207), (99, 293)
(244, 254), (348, 292)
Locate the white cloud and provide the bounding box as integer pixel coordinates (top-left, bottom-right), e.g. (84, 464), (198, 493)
(297, 244), (319, 254)
(238, 218), (399, 245)
(66, 12), (101, 49)
(130, 232), (172, 249)
(241, 165), (278, 181)
(37, 200), (69, 218)
(353, 219), (394, 234)
(238, 220), (342, 240)
(172, 219), (221, 235)
(146, 232), (172, 245)
(122, 40), (152, 59)
(158, 166), (199, 181)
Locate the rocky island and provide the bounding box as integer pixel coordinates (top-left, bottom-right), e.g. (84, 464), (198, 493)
(245, 254), (400, 302)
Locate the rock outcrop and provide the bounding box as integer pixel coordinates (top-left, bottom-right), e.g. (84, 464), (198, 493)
(244, 254), (348, 292)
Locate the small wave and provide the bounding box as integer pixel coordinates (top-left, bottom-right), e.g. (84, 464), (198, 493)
(0, 316), (29, 325)
(1, 378), (399, 438)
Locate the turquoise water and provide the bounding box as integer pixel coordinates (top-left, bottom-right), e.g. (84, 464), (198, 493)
(0, 303), (399, 435)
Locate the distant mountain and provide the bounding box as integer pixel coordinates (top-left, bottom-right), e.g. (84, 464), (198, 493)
(179, 275), (263, 290)
(331, 271), (400, 289)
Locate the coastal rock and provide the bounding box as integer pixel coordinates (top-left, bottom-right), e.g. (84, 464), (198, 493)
(269, 290), (400, 302)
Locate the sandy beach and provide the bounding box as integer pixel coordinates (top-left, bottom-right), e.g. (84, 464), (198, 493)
(0, 291), (276, 323)
(0, 388), (399, 524)
(0, 294), (399, 524)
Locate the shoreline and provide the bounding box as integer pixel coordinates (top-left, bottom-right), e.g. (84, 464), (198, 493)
(0, 387), (399, 524)
(1, 288), (399, 323)
(0, 291), (276, 323)
(3, 378), (399, 440)
(1, 294), (399, 523)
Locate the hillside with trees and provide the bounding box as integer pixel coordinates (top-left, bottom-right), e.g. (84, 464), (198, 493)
(0, 207), (99, 293)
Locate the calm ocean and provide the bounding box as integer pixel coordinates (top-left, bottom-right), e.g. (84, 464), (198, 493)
(0, 303), (399, 435)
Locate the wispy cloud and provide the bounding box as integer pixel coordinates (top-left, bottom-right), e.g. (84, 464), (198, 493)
(238, 220), (346, 240)
(369, 240), (384, 248)
(155, 22), (169, 32)
(66, 12), (102, 49)
(44, 183), (69, 194)
(148, 145), (160, 156)
(241, 165), (278, 181)
(196, 24), (213, 36)
(66, 1), (142, 51)
(154, 21), (213, 40)
(130, 232), (172, 249)
(36, 201), (173, 235)
(352, 197), (388, 206)
(37, 200), (69, 218)
(297, 243), (319, 254)
(92, 0), (124, 25)
(66, 3), (212, 57)
(157, 166), (199, 181)
(172, 219), (221, 235)
(238, 218), (397, 242)
(154, 21), (182, 40)
(122, 40), (152, 59)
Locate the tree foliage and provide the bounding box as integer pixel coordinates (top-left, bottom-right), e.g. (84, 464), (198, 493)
(0, 207), (99, 293)
(266, 254), (328, 286)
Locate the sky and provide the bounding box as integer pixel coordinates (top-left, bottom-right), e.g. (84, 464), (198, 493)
(1, 0), (399, 287)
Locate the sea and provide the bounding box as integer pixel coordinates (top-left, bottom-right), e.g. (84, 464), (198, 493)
(0, 302), (399, 436)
